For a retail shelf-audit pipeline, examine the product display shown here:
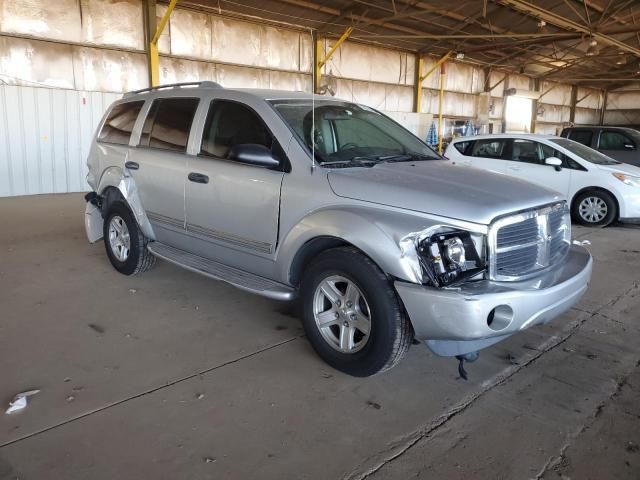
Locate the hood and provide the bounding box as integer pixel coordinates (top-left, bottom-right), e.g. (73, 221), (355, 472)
(595, 162), (640, 176)
(327, 161), (563, 225)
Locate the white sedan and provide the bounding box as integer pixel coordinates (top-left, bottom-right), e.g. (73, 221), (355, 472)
(445, 134), (640, 226)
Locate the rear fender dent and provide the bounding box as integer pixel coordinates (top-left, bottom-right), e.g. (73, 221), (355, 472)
(97, 167), (155, 239)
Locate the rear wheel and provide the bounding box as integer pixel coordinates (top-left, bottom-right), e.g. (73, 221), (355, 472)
(103, 201), (156, 275)
(572, 190), (617, 227)
(301, 247), (413, 377)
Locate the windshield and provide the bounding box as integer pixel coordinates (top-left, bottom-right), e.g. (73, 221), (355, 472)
(269, 99), (440, 165)
(551, 138), (620, 165)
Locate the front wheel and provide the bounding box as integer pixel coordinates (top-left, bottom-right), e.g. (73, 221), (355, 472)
(103, 201), (156, 275)
(572, 190), (617, 227)
(301, 247), (413, 377)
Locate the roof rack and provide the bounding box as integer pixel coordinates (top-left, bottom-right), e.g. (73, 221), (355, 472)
(124, 81), (222, 97)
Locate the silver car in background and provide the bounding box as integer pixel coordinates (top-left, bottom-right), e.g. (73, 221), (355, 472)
(84, 82), (592, 376)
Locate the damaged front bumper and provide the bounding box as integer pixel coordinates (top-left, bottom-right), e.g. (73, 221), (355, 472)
(395, 245), (592, 357)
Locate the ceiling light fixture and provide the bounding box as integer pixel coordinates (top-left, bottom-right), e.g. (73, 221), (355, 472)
(586, 39), (598, 57)
(455, 52), (465, 60)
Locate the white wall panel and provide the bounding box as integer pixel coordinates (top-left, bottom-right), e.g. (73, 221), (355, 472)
(540, 81), (572, 106)
(0, 85), (120, 197)
(574, 107), (599, 125)
(324, 40), (414, 85)
(80, 0), (143, 50)
(0, 0), (81, 42)
(576, 87), (601, 110)
(170, 8), (212, 60)
(603, 110), (640, 125)
(538, 104), (570, 123)
(0, 36), (75, 88)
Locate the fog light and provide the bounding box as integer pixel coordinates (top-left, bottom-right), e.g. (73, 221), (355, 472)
(487, 305), (513, 331)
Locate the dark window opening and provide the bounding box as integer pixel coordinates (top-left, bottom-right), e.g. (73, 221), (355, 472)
(139, 98), (199, 152)
(98, 101), (144, 145)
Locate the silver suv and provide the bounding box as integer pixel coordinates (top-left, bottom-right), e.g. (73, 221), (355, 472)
(84, 82), (592, 377)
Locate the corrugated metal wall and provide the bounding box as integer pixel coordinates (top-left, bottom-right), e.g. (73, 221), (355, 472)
(0, 84), (120, 197)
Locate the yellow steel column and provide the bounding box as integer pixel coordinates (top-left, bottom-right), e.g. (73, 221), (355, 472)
(149, 0), (178, 87)
(437, 62), (446, 154)
(414, 56), (424, 113)
(315, 26), (353, 94)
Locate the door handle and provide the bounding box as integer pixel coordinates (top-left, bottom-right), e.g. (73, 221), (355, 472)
(125, 161), (139, 170)
(507, 166), (521, 171)
(188, 172), (209, 184)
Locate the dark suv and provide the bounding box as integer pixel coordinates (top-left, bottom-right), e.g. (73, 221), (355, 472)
(560, 126), (640, 167)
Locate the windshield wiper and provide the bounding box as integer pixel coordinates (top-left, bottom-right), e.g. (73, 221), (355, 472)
(320, 158), (378, 167)
(376, 152), (440, 163)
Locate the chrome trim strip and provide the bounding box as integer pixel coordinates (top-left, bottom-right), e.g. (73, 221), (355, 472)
(187, 222), (273, 254)
(147, 211), (183, 229)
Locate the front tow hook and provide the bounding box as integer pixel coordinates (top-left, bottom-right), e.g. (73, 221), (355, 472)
(456, 351), (479, 380)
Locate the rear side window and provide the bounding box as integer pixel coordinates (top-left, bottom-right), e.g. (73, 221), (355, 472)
(139, 98), (200, 152)
(567, 129), (593, 147)
(98, 101), (144, 145)
(201, 100), (273, 158)
(471, 139), (507, 159)
(599, 131), (635, 150)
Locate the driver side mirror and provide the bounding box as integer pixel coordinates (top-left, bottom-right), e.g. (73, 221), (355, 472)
(623, 143), (635, 151)
(545, 156), (563, 171)
(228, 144), (280, 168)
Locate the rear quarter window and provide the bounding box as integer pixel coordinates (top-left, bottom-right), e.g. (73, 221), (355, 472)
(453, 141), (472, 155)
(98, 101), (145, 145)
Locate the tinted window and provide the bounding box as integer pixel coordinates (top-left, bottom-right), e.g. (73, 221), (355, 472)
(511, 139), (542, 164)
(453, 141), (472, 155)
(470, 139), (507, 159)
(201, 101), (273, 158)
(139, 98), (199, 152)
(568, 129), (593, 146)
(599, 131), (635, 150)
(98, 101), (144, 145)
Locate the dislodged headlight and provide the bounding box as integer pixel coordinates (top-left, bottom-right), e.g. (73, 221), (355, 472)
(612, 172), (640, 186)
(418, 230), (486, 287)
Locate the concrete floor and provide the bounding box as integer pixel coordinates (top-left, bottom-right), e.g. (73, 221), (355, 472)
(0, 193), (639, 480)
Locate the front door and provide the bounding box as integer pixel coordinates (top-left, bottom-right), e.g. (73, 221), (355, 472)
(598, 129), (639, 166)
(185, 99), (286, 263)
(127, 97), (200, 246)
(502, 138), (571, 197)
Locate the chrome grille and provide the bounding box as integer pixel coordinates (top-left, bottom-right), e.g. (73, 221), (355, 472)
(489, 202), (571, 281)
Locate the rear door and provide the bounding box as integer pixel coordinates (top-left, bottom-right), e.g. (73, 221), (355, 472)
(501, 138), (571, 196)
(566, 129), (595, 148)
(463, 138), (509, 174)
(597, 129), (638, 165)
(127, 97), (200, 246)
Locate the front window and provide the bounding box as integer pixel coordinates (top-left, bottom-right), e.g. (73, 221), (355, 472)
(599, 131), (636, 151)
(269, 100), (440, 165)
(550, 138), (620, 165)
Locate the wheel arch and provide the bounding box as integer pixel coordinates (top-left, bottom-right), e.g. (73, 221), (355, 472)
(571, 186), (620, 221)
(277, 207), (426, 286)
(96, 167), (155, 239)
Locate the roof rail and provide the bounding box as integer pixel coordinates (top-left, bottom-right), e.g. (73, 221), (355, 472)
(124, 81), (223, 97)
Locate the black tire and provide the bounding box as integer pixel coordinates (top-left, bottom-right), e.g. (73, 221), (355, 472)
(103, 201), (156, 275)
(300, 247), (413, 377)
(572, 190), (617, 227)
